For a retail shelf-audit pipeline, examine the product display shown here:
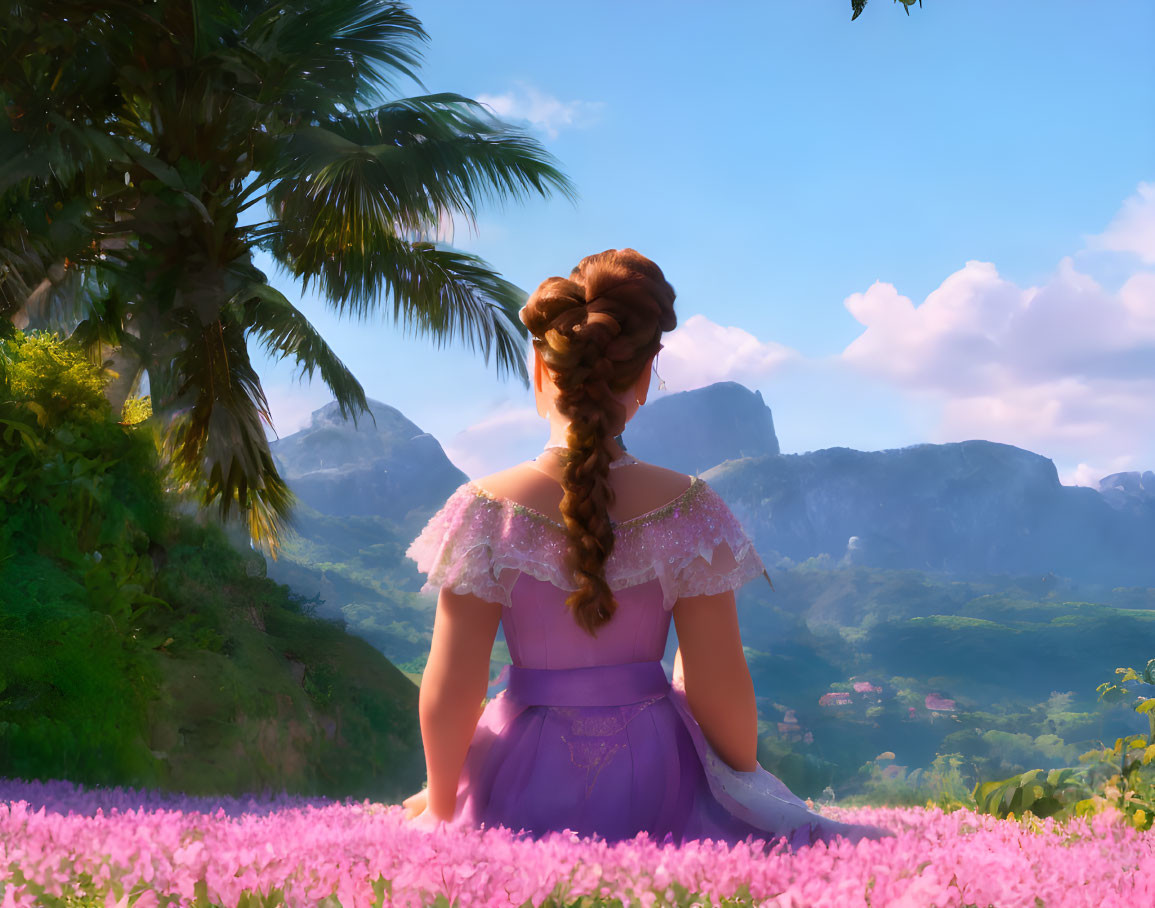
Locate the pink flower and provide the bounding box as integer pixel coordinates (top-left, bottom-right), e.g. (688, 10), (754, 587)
(3, 775), (1153, 905)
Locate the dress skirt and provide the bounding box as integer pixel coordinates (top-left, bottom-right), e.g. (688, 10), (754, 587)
(443, 660), (892, 851)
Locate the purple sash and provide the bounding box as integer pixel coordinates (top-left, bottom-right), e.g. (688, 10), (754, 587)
(505, 660), (671, 707)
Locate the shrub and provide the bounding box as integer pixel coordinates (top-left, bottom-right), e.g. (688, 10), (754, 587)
(0, 330), (169, 788)
(972, 659), (1155, 831)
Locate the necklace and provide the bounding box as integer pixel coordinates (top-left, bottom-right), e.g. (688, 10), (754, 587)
(539, 443), (640, 469)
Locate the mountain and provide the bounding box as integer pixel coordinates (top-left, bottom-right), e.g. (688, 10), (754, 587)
(703, 441), (1155, 587)
(1098, 470), (1155, 515)
(264, 401), (470, 672)
(263, 383), (1154, 674)
(269, 400), (468, 521)
(621, 381), (780, 474)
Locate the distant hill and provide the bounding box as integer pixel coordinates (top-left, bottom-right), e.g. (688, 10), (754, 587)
(705, 441), (1155, 587)
(274, 383), (1152, 591)
(262, 384), (1154, 682)
(270, 399), (467, 522)
(258, 386), (1153, 798)
(618, 380), (780, 474)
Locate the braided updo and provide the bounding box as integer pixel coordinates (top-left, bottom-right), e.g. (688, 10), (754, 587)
(519, 249), (677, 637)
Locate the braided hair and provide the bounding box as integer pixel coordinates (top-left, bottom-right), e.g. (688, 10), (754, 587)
(519, 249), (677, 637)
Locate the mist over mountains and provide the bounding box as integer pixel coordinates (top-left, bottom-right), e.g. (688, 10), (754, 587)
(269, 382), (1155, 589)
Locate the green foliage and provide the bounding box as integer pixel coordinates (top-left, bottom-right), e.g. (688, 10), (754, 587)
(1, 331), (107, 422)
(970, 659), (1155, 831)
(847, 752), (976, 811)
(0, 331), (168, 556)
(974, 767), (1089, 821)
(978, 730), (1078, 769)
(0, 328), (424, 801)
(863, 609), (1155, 702)
(754, 736), (839, 797)
(851, 0), (923, 20)
(0, 331), (170, 788)
(120, 393), (151, 426)
(262, 500), (442, 667)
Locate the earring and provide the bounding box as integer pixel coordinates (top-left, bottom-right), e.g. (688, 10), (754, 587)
(653, 360), (666, 392)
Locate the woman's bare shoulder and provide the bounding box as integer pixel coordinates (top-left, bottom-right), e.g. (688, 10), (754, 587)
(629, 461), (695, 494)
(475, 457), (693, 526)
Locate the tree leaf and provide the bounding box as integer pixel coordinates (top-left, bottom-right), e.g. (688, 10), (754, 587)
(233, 281), (372, 429)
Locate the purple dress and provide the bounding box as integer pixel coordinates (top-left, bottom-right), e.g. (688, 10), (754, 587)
(405, 475), (892, 850)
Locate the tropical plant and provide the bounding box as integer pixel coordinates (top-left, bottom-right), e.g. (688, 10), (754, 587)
(0, 329), (171, 787)
(972, 660), (1155, 831)
(0, 0), (574, 555)
(1, 328), (429, 800)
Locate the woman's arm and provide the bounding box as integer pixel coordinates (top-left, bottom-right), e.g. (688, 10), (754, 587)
(418, 586), (503, 820)
(672, 589), (758, 773)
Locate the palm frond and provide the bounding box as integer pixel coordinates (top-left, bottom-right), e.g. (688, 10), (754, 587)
(0, 198), (93, 332)
(272, 94), (575, 231)
(68, 285), (132, 356)
(4, 0), (573, 539)
(160, 310), (299, 554)
(0, 113), (127, 195)
(258, 94), (571, 360)
(240, 0), (427, 109)
(270, 235), (529, 388)
(231, 280), (374, 430)
(851, 0), (868, 20)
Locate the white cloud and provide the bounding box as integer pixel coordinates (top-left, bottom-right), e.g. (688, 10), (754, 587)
(840, 238), (1155, 478)
(654, 314), (803, 391)
(442, 404), (544, 480)
(842, 261), (1023, 394)
(1059, 458), (1138, 488)
(1084, 180), (1155, 264)
(445, 312), (804, 478)
(476, 83), (604, 140)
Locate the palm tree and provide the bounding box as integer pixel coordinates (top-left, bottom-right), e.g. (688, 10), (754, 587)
(0, 0), (574, 553)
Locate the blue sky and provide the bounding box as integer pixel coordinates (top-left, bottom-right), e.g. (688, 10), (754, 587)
(253, 0), (1155, 487)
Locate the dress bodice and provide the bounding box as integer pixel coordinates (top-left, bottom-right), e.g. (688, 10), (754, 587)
(405, 476), (770, 670)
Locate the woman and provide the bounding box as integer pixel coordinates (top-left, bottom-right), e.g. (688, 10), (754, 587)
(402, 249), (892, 849)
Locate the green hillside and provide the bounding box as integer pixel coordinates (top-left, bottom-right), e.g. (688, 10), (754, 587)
(0, 331), (426, 804)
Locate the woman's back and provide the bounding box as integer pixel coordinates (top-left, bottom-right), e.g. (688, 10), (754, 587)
(475, 455), (758, 773)
(459, 456), (720, 673)
(407, 453), (893, 848)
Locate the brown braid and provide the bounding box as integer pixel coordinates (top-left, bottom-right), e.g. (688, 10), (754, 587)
(519, 249), (677, 637)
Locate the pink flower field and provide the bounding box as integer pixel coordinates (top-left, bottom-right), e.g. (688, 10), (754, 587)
(1, 778), (1153, 907)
